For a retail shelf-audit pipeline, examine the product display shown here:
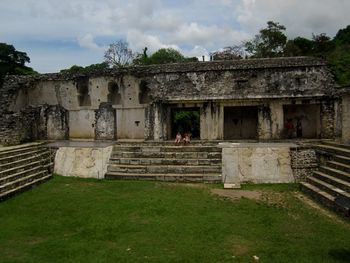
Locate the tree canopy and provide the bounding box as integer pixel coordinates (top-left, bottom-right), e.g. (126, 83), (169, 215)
(210, 46), (244, 61)
(0, 43), (37, 83)
(242, 22), (350, 86)
(133, 48), (198, 65)
(244, 21), (287, 58)
(60, 62), (109, 74)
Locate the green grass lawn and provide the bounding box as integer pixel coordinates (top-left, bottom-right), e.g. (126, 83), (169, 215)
(0, 176), (349, 263)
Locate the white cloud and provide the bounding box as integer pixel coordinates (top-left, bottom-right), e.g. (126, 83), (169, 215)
(0, 0), (349, 72)
(184, 46), (210, 61)
(127, 30), (179, 54)
(78, 34), (104, 51)
(236, 0), (350, 38)
(172, 23), (250, 48)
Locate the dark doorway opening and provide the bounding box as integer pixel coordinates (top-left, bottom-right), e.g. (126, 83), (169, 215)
(283, 104), (320, 138)
(224, 106), (258, 139)
(171, 108), (200, 139)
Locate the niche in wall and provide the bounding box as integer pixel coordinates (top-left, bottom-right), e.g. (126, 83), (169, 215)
(107, 81), (122, 105)
(76, 77), (91, 106)
(139, 80), (151, 104)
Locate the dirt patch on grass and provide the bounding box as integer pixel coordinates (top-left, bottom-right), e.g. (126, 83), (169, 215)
(211, 189), (262, 201)
(211, 188), (289, 208)
(231, 242), (250, 256)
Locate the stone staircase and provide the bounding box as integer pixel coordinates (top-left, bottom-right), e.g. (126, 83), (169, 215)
(300, 141), (350, 217)
(0, 142), (53, 201)
(105, 141), (222, 182)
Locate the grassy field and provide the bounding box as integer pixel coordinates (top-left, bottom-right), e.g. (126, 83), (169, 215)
(0, 176), (349, 263)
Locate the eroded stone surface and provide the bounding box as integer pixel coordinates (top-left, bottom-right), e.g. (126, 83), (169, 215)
(0, 57), (339, 145)
(54, 146), (113, 179)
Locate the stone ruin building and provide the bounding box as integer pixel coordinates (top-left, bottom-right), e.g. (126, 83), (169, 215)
(0, 57), (345, 144)
(1, 57), (350, 216)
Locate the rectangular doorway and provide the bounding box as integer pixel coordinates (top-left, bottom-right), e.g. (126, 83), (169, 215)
(224, 106), (258, 140)
(283, 104), (320, 138)
(171, 108), (200, 139)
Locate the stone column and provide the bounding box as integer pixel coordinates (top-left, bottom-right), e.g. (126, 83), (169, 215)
(270, 101), (284, 139)
(200, 101), (222, 140)
(47, 105), (69, 140)
(320, 100), (335, 139)
(257, 105), (272, 140)
(95, 103), (115, 140)
(153, 102), (164, 140)
(342, 93), (350, 143)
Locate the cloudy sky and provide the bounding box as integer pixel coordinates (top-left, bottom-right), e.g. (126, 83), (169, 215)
(1, 0), (349, 73)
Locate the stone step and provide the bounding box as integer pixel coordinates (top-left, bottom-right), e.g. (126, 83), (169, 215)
(107, 164), (221, 174)
(112, 145), (221, 153)
(307, 176), (350, 199)
(327, 161), (350, 174)
(114, 141), (222, 146)
(0, 148), (48, 165)
(322, 141), (350, 150)
(312, 171), (350, 193)
(0, 142), (42, 157)
(111, 151), (221, 159)
(0, 165), (43, 185)
(314, 144), (350, 158)
(0, 174), (52, 201)
(109, 157), (222, 166)
(105, 172), (221, 182)
(333, 155), (350, 166)
(300, 182), (349, 216)
(318, 166), (350, 183)
(0, 170), (48, 194)
(0, 157), (51, 178)
(0, 151), (51, 172)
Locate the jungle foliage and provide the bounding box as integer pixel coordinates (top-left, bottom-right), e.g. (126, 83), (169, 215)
(244, 22), (350, 86)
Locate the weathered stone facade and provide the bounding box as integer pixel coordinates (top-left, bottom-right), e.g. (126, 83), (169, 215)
(0, 57), (342, 145)
(290, 147), (318, 181)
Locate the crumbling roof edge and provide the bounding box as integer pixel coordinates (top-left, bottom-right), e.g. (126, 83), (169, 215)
(3, 56), (326, 83)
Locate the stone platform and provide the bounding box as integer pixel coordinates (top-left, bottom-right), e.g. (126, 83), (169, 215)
(219, 142), (298, 188)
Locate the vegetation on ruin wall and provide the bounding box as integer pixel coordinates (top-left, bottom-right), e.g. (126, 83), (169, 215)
(243, 22), (350, 86)
(0, 43), (37, 86)
(0, 175), (349, 263)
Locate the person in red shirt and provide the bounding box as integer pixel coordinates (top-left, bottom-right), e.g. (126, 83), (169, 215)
(286, 119), (295, 139)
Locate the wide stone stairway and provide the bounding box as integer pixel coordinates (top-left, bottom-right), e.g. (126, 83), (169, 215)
(0, 143), (53, 201)
(105, 141), (222, 182)
(301, 141), (350, 217)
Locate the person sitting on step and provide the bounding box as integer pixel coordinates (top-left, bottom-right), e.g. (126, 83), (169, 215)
(183, 132), (191, 145)
(175, 131), (182, 145)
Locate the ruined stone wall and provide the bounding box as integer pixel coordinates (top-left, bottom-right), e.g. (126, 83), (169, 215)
(220, 143), (295, 187)
(145, 66), (333, 101)
(95, 103), (116, 140)
(290, 147), (318, 181)
(0, 57), (337, 144)
(320, 100), (335, 138)
(341, 91), (350, 143)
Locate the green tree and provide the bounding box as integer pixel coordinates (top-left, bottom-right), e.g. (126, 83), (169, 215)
(245, 21), (287, 57)
(148, 48), (186, 64)
(0, 43), (37, 83)
(133, 47), (150, 65)
(326, 26), (350, 86)
(334, 25), (350, 45)
(60, 62), (109, 74)
(312, 33), (335, 57)
(328, 45), (350, 85)
(284, 37), (315, 56)
(133, 47), (198, 65)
